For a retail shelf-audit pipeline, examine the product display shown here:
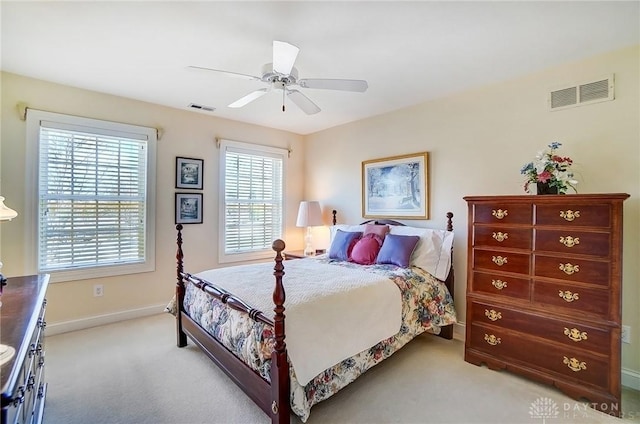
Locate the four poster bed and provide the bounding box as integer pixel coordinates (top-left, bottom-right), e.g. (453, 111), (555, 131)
(171, 211), (457, 423)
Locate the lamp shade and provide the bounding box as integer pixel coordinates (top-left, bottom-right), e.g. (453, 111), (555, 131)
(296, 201), (323, 227)
(0, 196), (17, 221)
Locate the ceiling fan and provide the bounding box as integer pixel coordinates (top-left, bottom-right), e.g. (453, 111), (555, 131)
(189, 41), (368, 115)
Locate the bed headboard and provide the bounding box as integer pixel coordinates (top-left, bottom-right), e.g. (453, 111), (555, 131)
(331, 209), (453, 232)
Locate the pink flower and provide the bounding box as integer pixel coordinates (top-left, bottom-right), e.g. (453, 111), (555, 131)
(536, 171), (553, 183)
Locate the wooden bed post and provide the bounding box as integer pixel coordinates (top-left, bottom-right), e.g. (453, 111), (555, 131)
(439, 212), (455, 340)
(176, 224), (187, 347)
(270, 239), (290, 424)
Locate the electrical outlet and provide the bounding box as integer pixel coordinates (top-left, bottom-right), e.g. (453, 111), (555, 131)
(621, 325), (631, 344)
(93, 284), (104, 297)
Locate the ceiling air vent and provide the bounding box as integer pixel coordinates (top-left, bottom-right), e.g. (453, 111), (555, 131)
(548, 74), (614, 111)
(188, 103), (216, 112)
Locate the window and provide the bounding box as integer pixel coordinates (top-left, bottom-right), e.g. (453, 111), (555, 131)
(219, 139), (286, 263)
(26, 110), (156, 282)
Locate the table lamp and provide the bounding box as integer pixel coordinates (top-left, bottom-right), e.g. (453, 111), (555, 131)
(296, 201), (323, 256)
(0, 196), (18, 285)
(0, 196), (18, 366)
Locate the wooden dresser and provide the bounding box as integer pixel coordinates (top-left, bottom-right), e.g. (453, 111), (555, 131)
(464, 194), (628, 416)
(1, 274), (50, 424)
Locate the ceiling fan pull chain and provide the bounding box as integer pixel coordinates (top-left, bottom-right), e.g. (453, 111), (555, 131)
(282, 88), (286, 112)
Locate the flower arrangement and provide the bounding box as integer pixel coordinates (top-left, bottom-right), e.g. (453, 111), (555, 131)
(520, 142), (577, 194)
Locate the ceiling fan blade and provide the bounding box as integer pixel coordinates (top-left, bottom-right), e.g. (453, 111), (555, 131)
(273, 41), (299, 76)
(228, 88), (269, 108)
(286, 89), (321, 115)
(188, 66), (261, 81)
(298, 78), (368, 92)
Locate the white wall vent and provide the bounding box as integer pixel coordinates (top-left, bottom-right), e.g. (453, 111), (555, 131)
(548, 74), (614, 111)
(188, 103), (216, 112)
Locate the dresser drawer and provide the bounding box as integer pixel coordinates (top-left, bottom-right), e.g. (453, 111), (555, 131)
(471, 271), (530, 300)
(473, 249), (530, 274)
(469, 301), (611, 355)
(469, 323), (609, 388)
(534, 229), (610, 257)
(472, 203), (532, 225)
(534, 255), (610, 287)
(533, 281), (610, 318)
(473, 226), (532, 250)
(535, 203), (611, 228)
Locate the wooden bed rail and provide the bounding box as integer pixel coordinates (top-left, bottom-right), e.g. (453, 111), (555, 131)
(175, 224), (290, 423)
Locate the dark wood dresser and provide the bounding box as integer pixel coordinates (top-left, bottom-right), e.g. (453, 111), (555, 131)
(1, 274), (50, 424)
(464, 194), (628, 416)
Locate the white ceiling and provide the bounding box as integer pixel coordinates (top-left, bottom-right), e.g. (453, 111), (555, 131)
(1, 1), (638, 135)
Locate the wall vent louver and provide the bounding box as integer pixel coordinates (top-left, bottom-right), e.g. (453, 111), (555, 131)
(548, 74), (614, 111)
(188, 103), (216, 112)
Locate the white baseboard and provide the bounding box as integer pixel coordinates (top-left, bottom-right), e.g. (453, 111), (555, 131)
(453, 322), (465, 341)
(622, 368), (640, 390)
(451, 322), (640, 390)
(46, 303), (168, 336)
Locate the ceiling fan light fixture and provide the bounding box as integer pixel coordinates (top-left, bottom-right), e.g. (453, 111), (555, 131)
(190, 39), (368, 115)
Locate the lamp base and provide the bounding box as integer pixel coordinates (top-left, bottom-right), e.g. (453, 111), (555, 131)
(303, 226), (315, 256)
(0, 344), (15, 366)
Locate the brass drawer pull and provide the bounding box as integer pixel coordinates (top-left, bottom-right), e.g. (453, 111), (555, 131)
(563, 356), (587, 372)
(492, 256), (507, 266)
(484, 334), (501, 345)
(559, 263), (579, 275)
(564, 327), (588, 342)
(491, 279), (507, 290)
(559, 210), (581, 222)
(272, 400), (278, 414)
(559, 290), (579, 303)
(559, 236), (580, 248)
(492, 209), (508, 219)
(492, 232), (508, 242)
(485, 309), (502, 321)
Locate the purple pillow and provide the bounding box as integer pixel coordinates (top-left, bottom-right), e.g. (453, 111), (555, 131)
(350, 234), (383, 265)
(364, 224), (390, 241)
(376, 234), (420, 268)
(329, 230), (362, 261)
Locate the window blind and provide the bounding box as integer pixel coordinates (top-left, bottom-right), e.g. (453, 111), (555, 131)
(38, 122), (148, 271)
(222, 142), (284, 257)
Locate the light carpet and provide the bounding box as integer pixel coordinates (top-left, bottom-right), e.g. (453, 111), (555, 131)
(44, 313), (640, 423)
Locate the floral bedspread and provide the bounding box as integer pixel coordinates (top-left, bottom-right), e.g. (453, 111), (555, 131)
(168, 256), (456, 422)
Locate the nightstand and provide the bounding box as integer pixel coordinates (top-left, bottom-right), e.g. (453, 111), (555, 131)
(284, 250), (326, 260)
(283, 250), (307, 260)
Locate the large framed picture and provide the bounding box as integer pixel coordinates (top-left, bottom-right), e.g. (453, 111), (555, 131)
(175, 157), (203, 190)
(362, 152), (429, 219)
(175, 193), (203, 224)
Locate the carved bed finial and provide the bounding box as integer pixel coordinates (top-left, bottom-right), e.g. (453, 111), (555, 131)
(446, 212), (453, 232)
(332, 210), (337, 225)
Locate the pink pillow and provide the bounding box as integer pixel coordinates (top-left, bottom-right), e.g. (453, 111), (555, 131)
(364, 224), (390, 241)
(350, 234), (383, 265)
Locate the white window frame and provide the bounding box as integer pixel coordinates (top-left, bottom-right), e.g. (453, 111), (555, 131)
(25, 110), (156, 283)
(219, 139), (286, 263)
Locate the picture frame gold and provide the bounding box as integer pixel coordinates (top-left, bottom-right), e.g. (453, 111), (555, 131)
(362, 152), (429, 219)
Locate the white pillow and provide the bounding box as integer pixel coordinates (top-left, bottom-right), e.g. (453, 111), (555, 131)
(389, 225), (453, 281)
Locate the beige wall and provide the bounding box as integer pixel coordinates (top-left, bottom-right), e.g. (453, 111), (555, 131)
(0, 71), (306, 324)
(305, 45), (640, 374)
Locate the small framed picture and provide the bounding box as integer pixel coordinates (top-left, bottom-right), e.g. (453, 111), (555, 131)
(175, 193), (203, 224)
(176, 157), (203, 190)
